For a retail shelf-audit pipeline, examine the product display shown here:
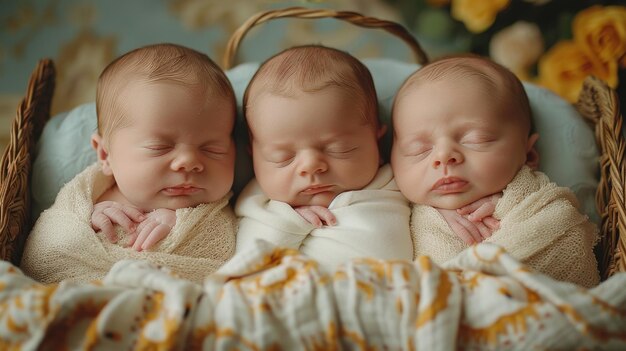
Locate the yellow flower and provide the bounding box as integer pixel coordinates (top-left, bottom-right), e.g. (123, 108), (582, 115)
(537, 40), (617, 103)
(573, 5), (626, 64)
(451, 0), (510, 33)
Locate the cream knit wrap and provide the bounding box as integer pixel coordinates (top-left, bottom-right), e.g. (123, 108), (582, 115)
(411, 166), (600, 288)
(20, 163), (237, 284)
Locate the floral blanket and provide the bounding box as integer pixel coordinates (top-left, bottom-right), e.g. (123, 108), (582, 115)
(1, 242), (625, 350)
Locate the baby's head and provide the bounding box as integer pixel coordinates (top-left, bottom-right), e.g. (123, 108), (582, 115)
(93, 43), (236, 211)
(243, 45), (386, 207)
(391, 55), (539, 209)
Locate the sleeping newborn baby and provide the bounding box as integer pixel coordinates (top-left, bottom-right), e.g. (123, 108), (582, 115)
(21, 43), (238, 284)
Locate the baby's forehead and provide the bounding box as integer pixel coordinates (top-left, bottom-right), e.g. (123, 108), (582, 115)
(115, 81), (233, 122)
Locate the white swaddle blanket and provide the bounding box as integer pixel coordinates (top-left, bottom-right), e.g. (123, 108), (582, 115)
(411, 166), (600, 288)
(235, 164), (413, 270)
(20, 163), (237, 284)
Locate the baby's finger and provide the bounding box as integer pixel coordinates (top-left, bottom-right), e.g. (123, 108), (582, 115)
(141, 224), (171, 250)
(133, 220), (158, 251)
(457, 202), (480, 215)
(457, 218), (482, 244)
(475, 221), (493, 240)
(125, 232), (138, 248)
(92, 213), (117, 243)
(467, 202), (497, 222)
(126, 219), (149, 247)
(102, 207), (136, 233)
(90, 212), (104, 231)
(135, 219), (148, 236)
(482, 217), (501, 231)
(450, 222), (476, 245)
(310, 206), (337, 226)
(121, 206), (146, 223)
(457, 197), (490, 215)
(295, 209), (322, 228)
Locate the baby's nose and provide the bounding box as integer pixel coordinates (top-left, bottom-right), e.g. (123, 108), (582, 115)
(298, 150), (328, 176)
(171, 148), (203, 172)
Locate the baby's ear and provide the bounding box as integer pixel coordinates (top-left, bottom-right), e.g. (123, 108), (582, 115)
(525, 133), (540, 170)
(376, 124), (388, 140)
(91, 132), (113, 176)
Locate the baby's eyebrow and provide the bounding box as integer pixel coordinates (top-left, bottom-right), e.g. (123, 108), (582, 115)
(258, 140), (293, 148)
(397, 130), (429, 140)
(203, 134), (232, 142)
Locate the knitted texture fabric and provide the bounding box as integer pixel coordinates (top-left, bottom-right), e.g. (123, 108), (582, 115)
(411, 166), (600, 288)
(20, 163), (237, 284)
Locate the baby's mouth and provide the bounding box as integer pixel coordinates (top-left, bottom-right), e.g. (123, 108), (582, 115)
(431, 177), (467, 193)
(163, 185), (201, 196)
(300, 185), (334, 195)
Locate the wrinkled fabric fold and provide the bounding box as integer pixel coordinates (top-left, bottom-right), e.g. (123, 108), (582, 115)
(1, 242), (625, 350)
(411, 166), (600, 287)
(235, 164), (413, 270)
(20, 162), (237, 284)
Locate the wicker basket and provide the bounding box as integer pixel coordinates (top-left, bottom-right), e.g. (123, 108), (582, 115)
(1, 7), (624, 280)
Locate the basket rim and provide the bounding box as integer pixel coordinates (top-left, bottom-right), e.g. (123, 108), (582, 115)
(222, 6), (429, 69)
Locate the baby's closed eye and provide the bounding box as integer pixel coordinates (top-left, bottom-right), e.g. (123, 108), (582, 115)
(325, 145), (358, 158)
(266, 151), (295, 167)
(200, 146), (229, 159)
(460, 132), (497, 148)
(461, 129), (496, 142)
(403, 142), (432, 158)
(144, 144), (173, 156)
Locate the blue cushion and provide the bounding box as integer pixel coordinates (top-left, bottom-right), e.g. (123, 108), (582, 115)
(31, 59), (600, 223)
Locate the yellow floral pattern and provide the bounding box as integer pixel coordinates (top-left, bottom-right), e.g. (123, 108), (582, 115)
(0, 242), (624, 349)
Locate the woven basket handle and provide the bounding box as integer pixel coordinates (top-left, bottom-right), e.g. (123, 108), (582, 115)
(222, 7), (429, 69)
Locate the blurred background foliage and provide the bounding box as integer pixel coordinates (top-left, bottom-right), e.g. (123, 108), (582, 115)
(386, 0), (626, 105)
(1, 0), (624, 136)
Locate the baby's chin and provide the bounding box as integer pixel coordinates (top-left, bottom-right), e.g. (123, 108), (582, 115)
(416, 194), (482, 211)
(145, 196), (220, 211)
(288, 192), (337, 208)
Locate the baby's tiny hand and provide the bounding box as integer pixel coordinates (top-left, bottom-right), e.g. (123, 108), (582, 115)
(437, 208), (494, 245)
(294, 205), (337, 228)
(457, 193), (502, 226)
(91, 201), (145, 243)
(128, 208), (176, 251)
